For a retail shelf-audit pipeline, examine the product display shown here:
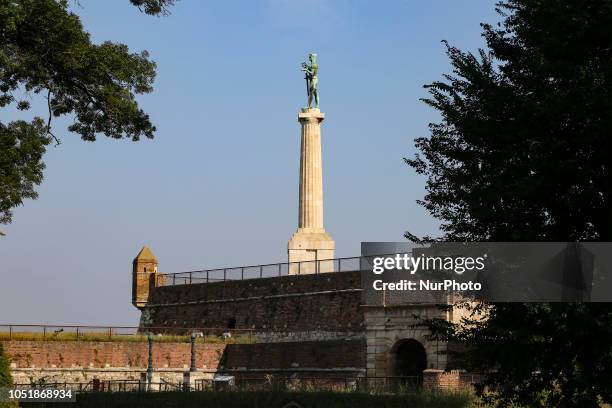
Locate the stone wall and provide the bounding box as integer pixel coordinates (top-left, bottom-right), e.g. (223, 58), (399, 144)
(9, 367), (203, 385)
(220, 339), (365, 373)
(363, 305), (449, 377)
(2, 339), (366, 385)
(143, 271), (363, 333)
(2, 340), (223, 385)
(255, 330), (363, 343)
(2, 340), (225, 370)
(423, 369), (481, 391)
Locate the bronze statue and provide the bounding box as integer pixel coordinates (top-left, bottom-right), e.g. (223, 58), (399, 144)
(301, 53), (319, 109)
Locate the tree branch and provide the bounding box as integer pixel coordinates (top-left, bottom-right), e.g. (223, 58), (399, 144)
(46, 89), (61, 146)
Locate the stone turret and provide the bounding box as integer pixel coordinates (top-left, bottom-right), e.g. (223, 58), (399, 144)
(132, 245), (158, 309)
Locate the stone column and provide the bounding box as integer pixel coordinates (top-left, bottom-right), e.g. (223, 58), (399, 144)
(288, 108), (335, 274)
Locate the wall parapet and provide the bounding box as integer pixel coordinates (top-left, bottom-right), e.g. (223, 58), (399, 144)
(155, 256), (362, 286)
(143, 271), (364, 333)
(148, 270), (361, 305)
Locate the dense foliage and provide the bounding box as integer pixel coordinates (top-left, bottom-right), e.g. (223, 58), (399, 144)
(0, 343), (12, 387)
(0, 0), (175, 228)
(407, 0), (612, 406)
(0, 343), (18, 408)
(408, 0), (612, 243)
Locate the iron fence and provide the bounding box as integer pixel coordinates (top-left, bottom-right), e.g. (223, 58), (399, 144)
(155, 255), (363, 286)
(458, 373), (482, 388)
(13, 376), (427, 393)
(0, 324), (256, 342)
(13, 381), (181, 393)
(13, 382), (94, 392)
(195, 375), (423, 392)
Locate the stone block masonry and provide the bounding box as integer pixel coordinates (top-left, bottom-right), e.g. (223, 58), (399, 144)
(363, 305), (449, 377)
(143, 271), (363, 333)
(2, 339), (367, 385)
(221, 340), (365, 373)
(288, 108), (335, 271)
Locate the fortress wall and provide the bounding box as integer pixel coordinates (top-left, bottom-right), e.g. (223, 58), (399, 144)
(148, 270), (361, 304)
(143, 271), (364, 332)
(2, 339), (365, 384)
(8, 368), (202, 386)
(220, 339), (365, 372)
(1, 340), (225, 370)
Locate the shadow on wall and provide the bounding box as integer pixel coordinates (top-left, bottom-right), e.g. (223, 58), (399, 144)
(217, 339), (366, 381)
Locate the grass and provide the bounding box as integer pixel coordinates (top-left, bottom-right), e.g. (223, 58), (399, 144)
(18, 389), (477, 408)
(0, 332), (254, 344)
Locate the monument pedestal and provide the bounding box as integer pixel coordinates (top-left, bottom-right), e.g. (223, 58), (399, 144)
(288, 229), (335, 274)
(287, 108), (334, 274)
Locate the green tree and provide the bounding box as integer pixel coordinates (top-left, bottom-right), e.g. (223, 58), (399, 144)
(0, 343), (17, 408)
(0, 0), (176, 231)
(407, 0), (612, 406)
(0, 343), (12, 387)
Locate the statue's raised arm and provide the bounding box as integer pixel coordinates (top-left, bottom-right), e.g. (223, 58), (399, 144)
(301, 53), (319, 109)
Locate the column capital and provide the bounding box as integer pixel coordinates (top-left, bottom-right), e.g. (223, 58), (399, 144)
(298, 108), (325, 123)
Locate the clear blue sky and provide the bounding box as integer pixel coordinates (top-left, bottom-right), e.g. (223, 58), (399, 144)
(0, 0), (499, 325)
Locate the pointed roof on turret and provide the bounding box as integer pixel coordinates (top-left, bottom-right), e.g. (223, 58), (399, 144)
(134, 245), (157, 263)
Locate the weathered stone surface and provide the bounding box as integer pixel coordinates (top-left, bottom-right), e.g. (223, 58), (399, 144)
(363, 305), (449, 377)
(221, 339), (365, 371)
(423, 369), (481, 391)
(132, 245), (160, 309)
(144, 271), (364, 333)
(2, 340), (224, 369)
(3, 339), (366, 385)
(10, 368), (210, 386)
(288, 108), (335, 271)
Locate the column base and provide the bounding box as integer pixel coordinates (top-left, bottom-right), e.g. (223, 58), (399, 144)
(287, 229), (335, 274)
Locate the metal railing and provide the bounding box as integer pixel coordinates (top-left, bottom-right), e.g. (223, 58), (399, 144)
(13, 382), (94, 392)
(13, 381), (180, 392)
(13, 376), (428, 393)
(0, 324), (256, 342)
(155, 255), (363, 286)
(195, 375), (424, 392)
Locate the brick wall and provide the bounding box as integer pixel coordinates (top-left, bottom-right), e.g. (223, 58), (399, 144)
(221, 339), (365, 371)
(2, 339), (366, 383)
(423, 369), (481, 390)
(143, 271), (363, 333)
(1, 341), (224, 370)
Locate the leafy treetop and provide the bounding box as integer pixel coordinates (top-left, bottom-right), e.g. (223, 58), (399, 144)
(0, 0), (176, 227)
(408, 0), (612, 406)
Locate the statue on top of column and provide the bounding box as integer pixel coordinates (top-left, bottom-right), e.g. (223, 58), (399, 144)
(301, 53), (319, 109)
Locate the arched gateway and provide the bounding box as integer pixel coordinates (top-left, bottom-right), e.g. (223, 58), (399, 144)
(392, 339), (427, 380)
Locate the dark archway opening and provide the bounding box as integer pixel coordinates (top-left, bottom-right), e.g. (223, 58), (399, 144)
(393, 339), (427, 384)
